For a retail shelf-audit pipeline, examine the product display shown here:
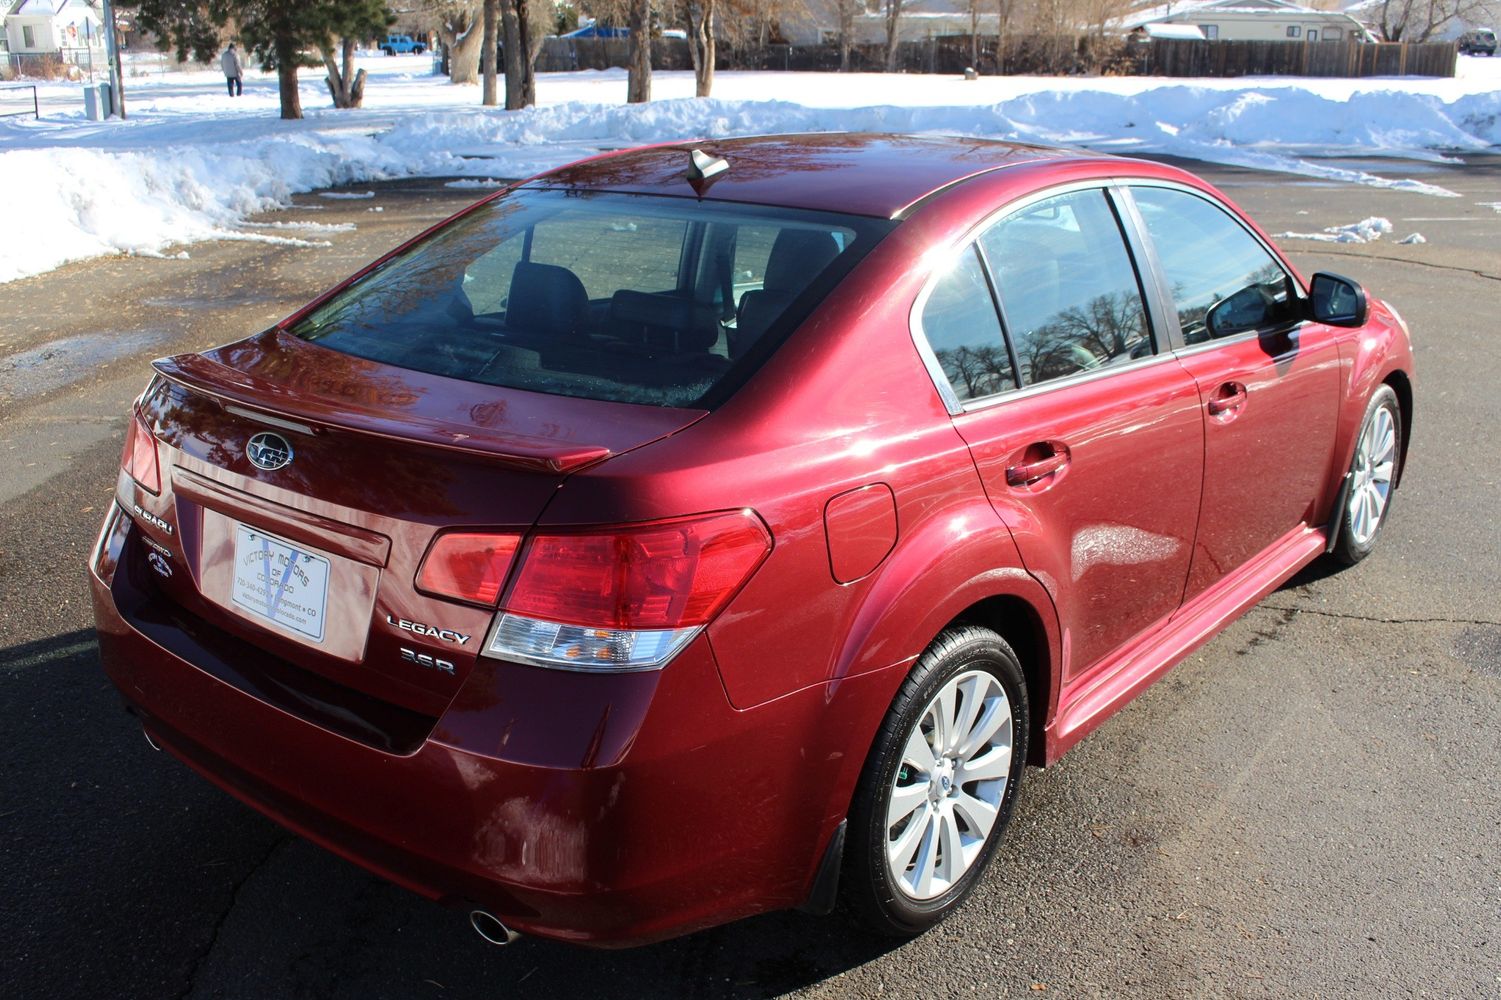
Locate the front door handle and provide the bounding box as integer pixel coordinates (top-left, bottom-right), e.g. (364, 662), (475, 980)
(1006, 444), (1070, 487)
(1206, 381), (1248, 417)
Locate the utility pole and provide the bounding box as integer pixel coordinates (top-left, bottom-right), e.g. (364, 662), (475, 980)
(99, 0), (125, 118)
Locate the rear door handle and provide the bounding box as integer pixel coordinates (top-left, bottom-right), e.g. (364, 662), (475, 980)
(1005, 447), (1070, 487)
(1206, 382), (1248, 416)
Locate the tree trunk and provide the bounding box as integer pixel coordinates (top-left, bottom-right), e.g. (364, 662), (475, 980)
(883, 0), (903, 72)
(838, 0), (853, 71)
(275, 32), (301, 120)
(321, 38), (367, 108)
(523, 10), (541, 106)
(687, 0), (714, 97)
(450, 12), (483, 84)
(997, 0), (1010, 74)
(501, 1), (523, 109)
(627, 0), (651, 103)
(969, 1), (979, 69)
(482, 0), (499, 105)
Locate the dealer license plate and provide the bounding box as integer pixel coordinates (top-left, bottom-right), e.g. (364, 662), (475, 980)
(230, 524), (330, 643)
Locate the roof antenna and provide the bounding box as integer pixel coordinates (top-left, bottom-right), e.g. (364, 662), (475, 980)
(686, 148), (729, 196)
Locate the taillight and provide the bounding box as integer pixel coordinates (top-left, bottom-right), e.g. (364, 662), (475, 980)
(121, 411), (161, 495)
(416, 532), (522, 606)
(483, 510), (771, 672)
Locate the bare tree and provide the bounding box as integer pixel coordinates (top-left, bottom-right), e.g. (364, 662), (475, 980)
(482, 0), (499, 104)
(996, 0), (1013, 72)
(967, 0), (980, 69)
(686, 0), (716, 96)
(1370, 0), (1494, 40)
(627, 0), (650, 102)
(883, 0), (903, 70)
(835, 0), (857, 70)
(321, 38), (369, 108)
(502, 0), (544, 108)
(434, 1), (485, 84)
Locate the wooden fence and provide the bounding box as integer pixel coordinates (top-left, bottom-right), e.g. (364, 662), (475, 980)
(537, 36), (1457, 79)
(1140, 39), (1456, 78)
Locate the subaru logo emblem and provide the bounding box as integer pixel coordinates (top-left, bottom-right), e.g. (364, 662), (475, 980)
(246, 431), (294, 471)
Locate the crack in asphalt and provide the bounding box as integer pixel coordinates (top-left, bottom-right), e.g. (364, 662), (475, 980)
(1298, 246), (1501, 284)
(175, 834), (291, 1000)
(1256, 603), (1501, 628)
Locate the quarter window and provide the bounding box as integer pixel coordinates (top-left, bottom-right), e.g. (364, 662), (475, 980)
(979, 189), (1152, 387)
(1286, 25), (1301, 37)
(1130, 186), (1299, 344)
(920, 247), (1016, 401)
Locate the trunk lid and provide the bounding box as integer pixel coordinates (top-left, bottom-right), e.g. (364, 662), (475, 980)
(130, 330), (705, 716)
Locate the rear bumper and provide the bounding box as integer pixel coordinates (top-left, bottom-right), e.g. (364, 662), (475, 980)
(90, 503), (858, 946)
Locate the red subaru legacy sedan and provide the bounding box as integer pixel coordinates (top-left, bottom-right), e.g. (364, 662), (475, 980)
(90, 134), (1413, 947)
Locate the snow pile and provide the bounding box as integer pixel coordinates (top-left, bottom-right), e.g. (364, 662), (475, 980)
(1275, 216), (1394, 244)
(2, 65), (1499, 283)
(1397, 233), (1427, 245)
(0, 131), (471, 283)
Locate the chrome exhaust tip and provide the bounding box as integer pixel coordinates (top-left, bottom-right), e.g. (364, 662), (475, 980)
(143, 728), (162, 752)
(470, 910), (520, 946)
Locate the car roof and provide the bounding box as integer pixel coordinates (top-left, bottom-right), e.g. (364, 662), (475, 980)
(521, 133), (1103, 219)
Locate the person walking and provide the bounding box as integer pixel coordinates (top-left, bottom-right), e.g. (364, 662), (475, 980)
(222, 43), (243, 97)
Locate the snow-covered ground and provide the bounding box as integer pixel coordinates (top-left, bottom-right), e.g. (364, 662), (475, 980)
(1, 52), (1499, 285)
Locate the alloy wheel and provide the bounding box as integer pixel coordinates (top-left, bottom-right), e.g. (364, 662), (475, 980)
(885, 669), (1013, 901)
(1348, 403), (1397, 546)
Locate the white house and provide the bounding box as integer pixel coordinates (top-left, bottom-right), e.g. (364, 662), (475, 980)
(1125, 0), (1378, 43)
(4, 0), (104, 55)
(782, 0), (1001, 47)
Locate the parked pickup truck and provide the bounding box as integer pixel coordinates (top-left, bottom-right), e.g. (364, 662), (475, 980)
(381, 34), (426, 55)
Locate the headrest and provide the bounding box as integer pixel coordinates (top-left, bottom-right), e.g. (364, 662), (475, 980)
(764, 229), (841, 292)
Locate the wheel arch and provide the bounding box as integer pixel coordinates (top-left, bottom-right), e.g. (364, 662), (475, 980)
(946, 594), (1054, 766)
(1382, 368), (1413, 488)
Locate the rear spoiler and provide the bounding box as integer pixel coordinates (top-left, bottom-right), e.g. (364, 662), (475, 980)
(150, 353), (613, 474)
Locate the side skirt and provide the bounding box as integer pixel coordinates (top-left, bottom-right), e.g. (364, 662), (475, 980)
(1044, 524), (1326, 764)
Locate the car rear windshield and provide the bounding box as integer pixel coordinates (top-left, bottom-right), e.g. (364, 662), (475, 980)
(288, 189), (894, 407)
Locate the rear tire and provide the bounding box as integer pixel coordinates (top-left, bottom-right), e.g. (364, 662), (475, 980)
(1331, 384), (1401, 566)
(840, 625), (1028, 936)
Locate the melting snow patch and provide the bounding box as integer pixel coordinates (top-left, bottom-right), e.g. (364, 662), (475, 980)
(445, 178), (507, 189)
(243, 220), (357, 234)
(1276, 216), (1393, 244)
(318, 190), (376, 200)
(1398, 233), (1427, 244)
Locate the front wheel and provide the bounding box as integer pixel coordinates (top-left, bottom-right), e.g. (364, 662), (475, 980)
(1332, 384), (1401, 565)
(841, 625), (1028, 936)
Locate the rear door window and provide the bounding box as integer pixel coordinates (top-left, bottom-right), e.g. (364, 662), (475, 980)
(979, 188), (1153, 387)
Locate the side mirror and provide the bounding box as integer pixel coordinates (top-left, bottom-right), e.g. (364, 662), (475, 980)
(1205, 284), (1275, 339)
(1309, 272), (1367, 327)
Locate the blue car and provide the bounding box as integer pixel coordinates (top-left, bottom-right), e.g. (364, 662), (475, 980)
(381, 34), (426, 55)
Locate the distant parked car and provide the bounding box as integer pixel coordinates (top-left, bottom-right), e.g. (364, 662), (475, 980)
(92, 134), (1415, 948)
(381, 34), (425, 55)
(1458, 28), (1496, 55)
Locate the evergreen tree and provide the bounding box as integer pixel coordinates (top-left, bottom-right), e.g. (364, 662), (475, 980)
(133, 0), (393, 119)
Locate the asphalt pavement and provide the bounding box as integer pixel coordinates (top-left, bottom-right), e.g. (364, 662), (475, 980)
(1, 159), (1498, 1000)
